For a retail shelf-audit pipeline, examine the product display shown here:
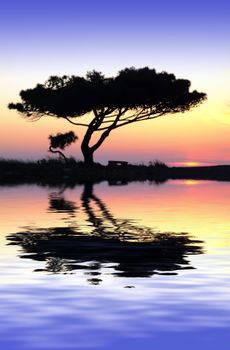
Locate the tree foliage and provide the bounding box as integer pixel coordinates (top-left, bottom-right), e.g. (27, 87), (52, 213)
(9, 67), (207, 164)
(49, 131), (77, 150)
(48, 131), (77, 162)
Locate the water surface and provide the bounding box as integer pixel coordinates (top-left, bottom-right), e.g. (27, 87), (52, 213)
(1, 180), (230, 349)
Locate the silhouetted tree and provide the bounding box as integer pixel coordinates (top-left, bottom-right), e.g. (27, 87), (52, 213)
(48, 131), (77, 163)
(9, 67), (207, 165)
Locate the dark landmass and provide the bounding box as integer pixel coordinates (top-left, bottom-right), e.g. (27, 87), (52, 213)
(1, 158), (230, 186)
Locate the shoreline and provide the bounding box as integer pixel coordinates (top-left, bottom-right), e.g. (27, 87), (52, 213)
(1, 159), (230, 186)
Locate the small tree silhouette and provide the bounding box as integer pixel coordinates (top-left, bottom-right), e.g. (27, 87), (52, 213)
(48, 131), (77, 163)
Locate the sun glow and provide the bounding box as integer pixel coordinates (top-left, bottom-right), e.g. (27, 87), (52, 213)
(183, 180), (200, 186)
(183, 162), (202, 167)
(170, 162), (210, 167)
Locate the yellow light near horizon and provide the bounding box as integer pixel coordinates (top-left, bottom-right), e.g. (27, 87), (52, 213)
(184, 162), (202, 167)
(183, 180), (200, 186)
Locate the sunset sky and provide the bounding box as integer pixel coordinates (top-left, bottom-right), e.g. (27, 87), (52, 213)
(1, 0), (230, 165)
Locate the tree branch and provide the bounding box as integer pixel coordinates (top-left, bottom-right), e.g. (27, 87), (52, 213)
(48, 146), (67, 163)
(97, 111), (166, 131)
(103, 107), (117, 115)
(64, 116), (89, 127)
(90, 109), (125, 152)
(112, 112), (166, 129)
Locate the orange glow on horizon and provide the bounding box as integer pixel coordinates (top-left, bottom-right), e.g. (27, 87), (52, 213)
(184, 162), (202, 167)
(175, 162), (202, 167)
(183, 180), (200, 186)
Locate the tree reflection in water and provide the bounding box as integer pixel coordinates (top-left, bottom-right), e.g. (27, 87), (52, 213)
(7, 182), (203, 282)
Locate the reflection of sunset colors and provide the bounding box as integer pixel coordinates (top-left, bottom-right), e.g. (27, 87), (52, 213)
(98, 182), (230, 253)
(1, 181), (230, 254)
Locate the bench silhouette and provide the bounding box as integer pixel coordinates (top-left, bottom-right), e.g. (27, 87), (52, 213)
(108, 160), (129, 166)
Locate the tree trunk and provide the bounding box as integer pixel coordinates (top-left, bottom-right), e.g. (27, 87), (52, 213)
(80, 112), (116, 165)
(81, 144), (94, 166)
(49, 146), (68, 163)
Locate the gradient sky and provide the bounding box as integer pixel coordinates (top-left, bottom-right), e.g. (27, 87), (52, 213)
(1, 0), (230, 164)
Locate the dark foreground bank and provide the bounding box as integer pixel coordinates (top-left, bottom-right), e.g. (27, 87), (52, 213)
(1, 158), (230, 186)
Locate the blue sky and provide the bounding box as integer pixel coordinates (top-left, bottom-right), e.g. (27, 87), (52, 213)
(0, 0), (230, 163)
(1, 0), (229, 77)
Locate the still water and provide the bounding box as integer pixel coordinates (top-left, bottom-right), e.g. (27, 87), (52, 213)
(0, 180), (230, 349)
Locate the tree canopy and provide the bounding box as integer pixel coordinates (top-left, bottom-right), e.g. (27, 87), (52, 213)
(9, 67), (207, 165)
